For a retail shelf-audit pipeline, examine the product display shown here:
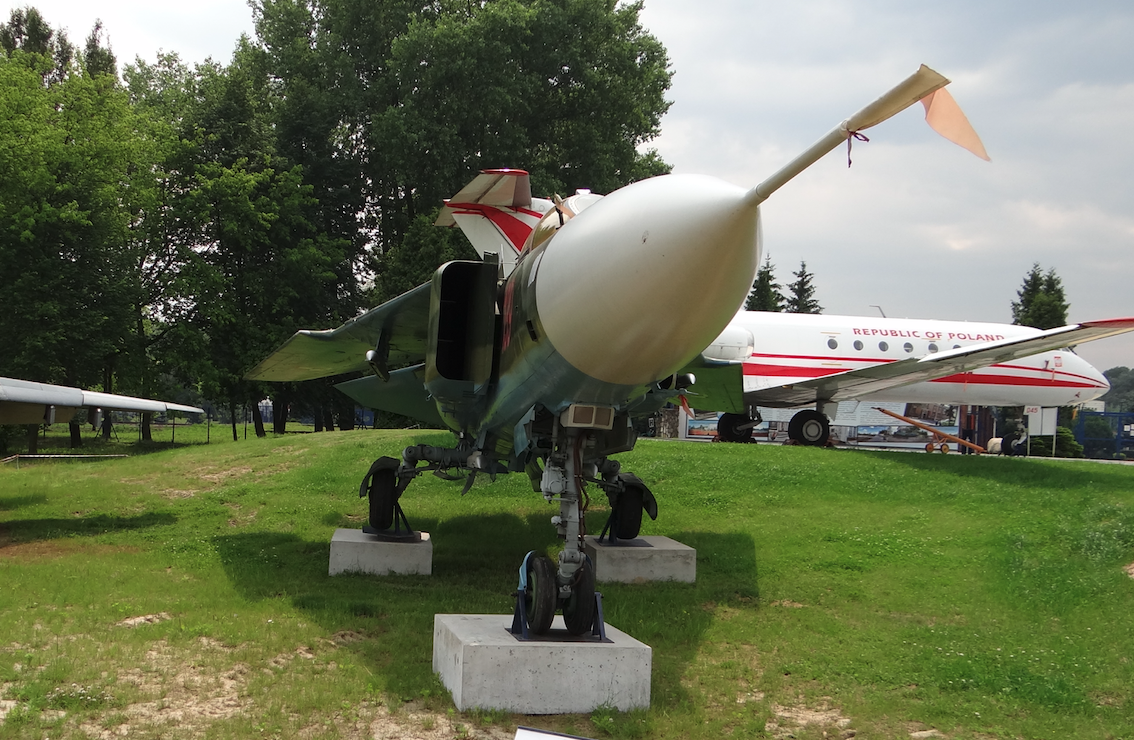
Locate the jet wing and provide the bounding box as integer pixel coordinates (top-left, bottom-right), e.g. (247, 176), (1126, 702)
(334, 365), (443, 427)
(245, 282), (432, 382)
(679, 360), (747, 413)
(0, 376), (204, 425)
(741, 317), (1134, 408)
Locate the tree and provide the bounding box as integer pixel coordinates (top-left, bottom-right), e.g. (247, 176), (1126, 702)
(746, 255), (785, 312)
(1099, 366), (1134, 412)
(0, 12), (140, 446)
(1, 6), (73, 84)
(253, 0), (673, 296)
(1011, 263), (1068, 329)
(785, 260), (822, 314)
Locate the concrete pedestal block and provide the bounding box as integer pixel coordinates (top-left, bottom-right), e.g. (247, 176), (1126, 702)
(584, 535), (695, 583)
(433, 614), (651, 714)
(328, 528), (432, 576)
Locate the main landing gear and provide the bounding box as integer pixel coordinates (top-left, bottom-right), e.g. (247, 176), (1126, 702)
(787, 409), (830, 446)
(716, 408), (833, 446)
(357, 424), (656, 637)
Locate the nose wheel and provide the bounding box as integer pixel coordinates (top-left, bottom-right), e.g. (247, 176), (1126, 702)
(523, 553), (558, 635)
(562, 558), (596, 635)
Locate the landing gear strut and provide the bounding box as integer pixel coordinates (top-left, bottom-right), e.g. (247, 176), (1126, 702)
(359, 420), (653, 637)
(536, 427), (596, 635)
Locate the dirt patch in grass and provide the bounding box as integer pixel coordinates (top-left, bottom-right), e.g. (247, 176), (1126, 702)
(162, 488), (199, 499)
(75, 638), (250, 738)
(0, 538), (138, 561)
(116, 613), (172, 628)
(199, 465), (253, 483)
(1124, 562), (1134, 579)
(764, 700), (854, 739)
(60, 639), (511, 740)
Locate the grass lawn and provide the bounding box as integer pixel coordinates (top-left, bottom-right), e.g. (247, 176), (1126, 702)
(2, 429), (1133, 739)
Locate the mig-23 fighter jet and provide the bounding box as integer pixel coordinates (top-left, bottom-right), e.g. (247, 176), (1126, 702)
(248, 65), (1000, 635)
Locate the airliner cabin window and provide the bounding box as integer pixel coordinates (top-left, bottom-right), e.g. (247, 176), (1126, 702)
(853, 340), (864, 351)
(903, 342), (913, 353)
(879, 341), (889, 351)
(827, 338), (838, 349)
(928, 343), (938, 353)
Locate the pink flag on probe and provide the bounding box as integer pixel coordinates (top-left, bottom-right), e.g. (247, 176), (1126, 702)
(921, 87), (990, 161)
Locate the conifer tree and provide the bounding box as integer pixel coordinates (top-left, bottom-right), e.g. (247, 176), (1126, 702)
(785, 260), (822, 314)
(745, 255), (785, 311)
(1011, 263), (1068, 329)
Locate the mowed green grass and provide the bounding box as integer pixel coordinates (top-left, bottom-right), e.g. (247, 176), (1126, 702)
(2, 431), (1134, 739)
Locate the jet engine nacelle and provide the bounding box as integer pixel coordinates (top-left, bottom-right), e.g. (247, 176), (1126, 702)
(425, 260), (501, 430)
(703, 325), (755, 362)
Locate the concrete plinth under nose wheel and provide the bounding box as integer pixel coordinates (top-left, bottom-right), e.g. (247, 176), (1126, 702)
(584, 535), (696, 583)
(433, 614), (652, 714)
(328, 528), (432, 576)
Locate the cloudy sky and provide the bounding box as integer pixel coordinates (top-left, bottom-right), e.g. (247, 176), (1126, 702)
(18, 0), (1134, 371)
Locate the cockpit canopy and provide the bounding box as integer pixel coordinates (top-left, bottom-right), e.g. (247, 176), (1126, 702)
(522, 191), (604, 253)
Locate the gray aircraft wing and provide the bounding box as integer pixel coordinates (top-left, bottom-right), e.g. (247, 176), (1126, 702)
(741, 318), (1134, 408)
(334, 365), (443, 427)
(245, 282), (432, 382)
(0, 376), (204, 425)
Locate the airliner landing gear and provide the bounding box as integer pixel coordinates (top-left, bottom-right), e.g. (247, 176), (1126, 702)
(717, 411), (762, 443)
(787, 409), (830, 446)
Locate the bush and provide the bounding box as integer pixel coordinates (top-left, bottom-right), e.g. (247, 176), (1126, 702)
(1027, 426), (1084, 458)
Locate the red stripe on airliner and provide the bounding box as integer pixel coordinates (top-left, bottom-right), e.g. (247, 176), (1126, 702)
(742, 364), (848, 378)
(751, 352), (895, 364)
(746, 353), (1102, 386)
(448, 203), (537, 248)
(993, 362), (1102, 385)
(929, 373), (1104, 389)
(741, 361), (1105, 389)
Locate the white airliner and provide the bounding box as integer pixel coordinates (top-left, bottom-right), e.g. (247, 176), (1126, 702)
(694, 311), (1127, 444)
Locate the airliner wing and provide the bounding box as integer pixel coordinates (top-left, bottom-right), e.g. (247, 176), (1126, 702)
(736, 318), (1134, 408)
(245, 282), (432, 382)
(0, 377), (203, 425)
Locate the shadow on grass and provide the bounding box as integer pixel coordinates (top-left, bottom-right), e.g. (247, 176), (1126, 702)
(0, 512), (178, 546)
(214, 517), (758, 710)
(0, 493), (49, 511)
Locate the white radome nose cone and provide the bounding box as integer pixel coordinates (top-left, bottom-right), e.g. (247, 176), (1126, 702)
(535, 174), (760, 385)
(1074, 354), (1110, 396)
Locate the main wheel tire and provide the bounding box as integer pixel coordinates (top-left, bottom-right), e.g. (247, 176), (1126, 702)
(368, 468), (397, 531)
(525, 555), (557, 635)
(562, 558), (596, 636)
(612, 483), (645, 540)
(788, 409), (830, 446)
(939, 443), (950, 454)
(717, 412), (753, 443)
